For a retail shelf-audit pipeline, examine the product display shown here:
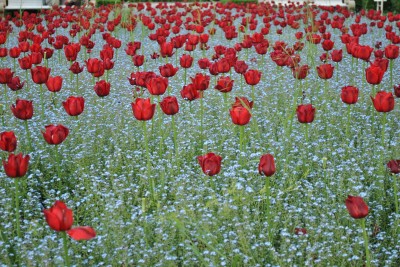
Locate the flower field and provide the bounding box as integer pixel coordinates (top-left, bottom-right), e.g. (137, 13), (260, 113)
(0, 1), (399, 266)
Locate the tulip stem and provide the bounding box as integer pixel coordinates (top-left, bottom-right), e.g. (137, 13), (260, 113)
(200, 95), (204, 150)
(40, 84), (44, 120)
(142, 121), (150, 169)
(24, 120), (32, 152)
(25, 70), (29, 92)
(345, 105), (351, 139)
(75, 74), (79, 95)
(184, 68), (187, 85)
(14, 178), (21, 240)
(360, 218), (371, 267)
(54, 145), (62, 189)
(239, 125), (245, 165)
(251, 85), (255, 103)
(393, 174), (399, 215)
(62, 231), (70, 267)
(171, 115), (178, 159)
(389, 59), (393, 88)
(265, 176), (272, 241)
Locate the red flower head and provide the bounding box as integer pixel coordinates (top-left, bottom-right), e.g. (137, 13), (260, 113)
(3, 153), (30, 178)
(43, 201), (96, 240)
(387, 159), (400, 174)
(365, 64), (385, 85)
(11, 99), (33, 120)
(160, 42), (174, 57)
(180, 54), (193, 68)
(42, 124), (69, 145)
(69, 62), (84, 74)
(216, 58), (231, 74)
(321, 39), (334, 51)
(341, 86), (359, 105)
(296, 104), (316, 123)
(64, 43), (79, 61)
(9, 47), (21, 59)
(86, 58), (104, 77)
(316, 64), (334, 79)
(0, 131), (17, 152)
(198, 58), (211, 70)
(292, 65), (310, 80)
(62, 96), (85, 116)
(45, 76), (63, 92)
(146, 77), (168, 96)
(234, 60), (249, 74)
(384, 44), (399, 59)
(230, 105), (251, 126)
(345, 195), (369, 219)
(30, 52), (43, 65)
(331, 49), (343, 62)
(180, 84), (201, 101)
(191, 73), (210, 91)
(31, 66), (50, 84)
(94, 80), (111, 97)
(18, 56), (32, 70)
(258, 154), (276, 177)
(131, 98), (156, 121)
(370, 91), (395, 112)
(160, 96), (179, 115)
(159, 63), (179, 78)
(0, 68), (14, 84)
(197, 152), (222, 176)
(215, 76), (234, 93)
(43, 200), (74, 231)
(132, 55), (144, 67)
(244, 69), (262, 85)
(7, 76), (25, 91)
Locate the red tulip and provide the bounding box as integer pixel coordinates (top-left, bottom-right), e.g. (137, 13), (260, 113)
(44, 201), (96, 240)
(244, 69), (262, 85)
(345, 195), (369, 219)
(191, 73), (210, 91)
(69, 61), (84, 74)
(30, 52), (43, 65)
(365, 64), (385, 85)
(86, 58), (104, 76)
(31, 66), (50, 84)
(9, 47), (21, 58)
(146, 77), (168, 96)
(296, 104), (315, 123)
(230, 106), (251, 125)
(94, 80), (110, 97)
(45, 76), (63, 92)
(215, 76), (234, 93)
(180, 54), (193, 68)
(0, 68), (14, 84)
(160, 96), (179, 115)
(132, 55), (144, 67)
(234, 60), (248, 74)
(341, 86), (359, 104)
(0, 131), (17, 152)
(42, 124), (69, 145)
(62, 96), (85, 116)
(3, 153), (30, 178)
(64, 43), (79, 61)
(180, 84), (201, 101)
(159, 63), (179, 78)
(43, 200), (74, 231)
(321, 39), (334, 51)
(316, 64), (334, 79)
(370, 91), (395, 112)
(197, 152), (222, 176)
(387, 159), (400, 174)
(7, 76), (25, 91)
(331, 49), (343, 62)
(198, 58), (211, 70)
(258, 154), (276, 176)
(18, 56), (32, 70)
(384, 44), (399, 59)
(131, 98), (156, 121)
(11, 99), (33, 120)
(292, 65), (310, 80)
(160, 42), (174, 57)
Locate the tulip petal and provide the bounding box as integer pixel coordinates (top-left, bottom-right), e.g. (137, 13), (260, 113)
(67, 226), (96, 241)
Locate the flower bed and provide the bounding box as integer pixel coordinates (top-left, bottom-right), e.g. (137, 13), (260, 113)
(0, 2), (399, 266)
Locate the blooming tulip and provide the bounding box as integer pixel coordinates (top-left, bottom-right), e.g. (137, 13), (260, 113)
(345, 195), (369, 219)
(197, 152), (222, 176)
(42, 124), (69, 145)
(11, 99), (33, 120)
(62, 96), (85, 116)
(370, 91), (395, 112)
(0, 131), (17, 152)
(296, 104), (315, 123)
(258, 154), (276, 177)
(341, 86), (359, 104)
(131, 98), (156, 121)
(3, 153), (30, 178)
